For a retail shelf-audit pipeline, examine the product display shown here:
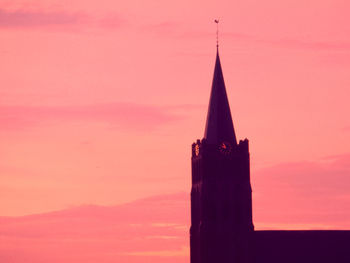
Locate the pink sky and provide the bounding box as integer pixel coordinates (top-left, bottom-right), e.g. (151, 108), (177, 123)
(1, 0), (350, 262)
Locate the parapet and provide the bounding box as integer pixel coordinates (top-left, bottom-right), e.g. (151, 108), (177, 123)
(238, 138), (249, 153)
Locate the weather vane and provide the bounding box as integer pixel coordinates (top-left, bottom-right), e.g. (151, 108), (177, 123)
(214, 19), (219, 48)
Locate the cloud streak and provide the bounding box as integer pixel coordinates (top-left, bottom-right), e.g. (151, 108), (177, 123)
(220, 32), (350, 51)
(1, 150), (350, 262)
(146, 24), (350, 51)
(0, 8), (127, 31)
(253, 154), (350, 229)
(0, 8), (87, 29)
(0, 193), (189, 263)
(0, 103), (182, 131)
(261, 38), (350, 51)
(2, 7), (348, 53)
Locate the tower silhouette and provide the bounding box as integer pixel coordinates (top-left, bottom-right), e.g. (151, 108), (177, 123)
(191, 49), (254, 263)
(190, 48), (350, 263)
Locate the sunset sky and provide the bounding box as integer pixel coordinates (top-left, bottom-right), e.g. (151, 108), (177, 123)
(1, 0), (350, 262)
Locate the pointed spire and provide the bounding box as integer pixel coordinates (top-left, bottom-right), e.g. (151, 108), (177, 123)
(204, 49), (237, 145)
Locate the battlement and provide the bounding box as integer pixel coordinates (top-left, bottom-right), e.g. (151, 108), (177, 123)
(238, 138), (249, 152)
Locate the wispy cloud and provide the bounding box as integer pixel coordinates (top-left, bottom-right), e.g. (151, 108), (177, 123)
(342, 125), (350, 132)
(0, 8), (126, 32)
(98, 14), (123, 29)
(262, 38), (350, 51)
(221, 32), (350, 51)
(253, 153), (350, 229)
(0, 155), (349, 262)
(0, 103), (182, 131)
(143, 23), (350, 51)
(0, 8), (87, 29)
(0, 193), (189, 263)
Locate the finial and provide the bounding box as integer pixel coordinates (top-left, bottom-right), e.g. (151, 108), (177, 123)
(214, 19), (219, 49)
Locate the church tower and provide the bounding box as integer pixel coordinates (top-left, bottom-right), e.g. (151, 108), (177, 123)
(190, 49), (254, 263)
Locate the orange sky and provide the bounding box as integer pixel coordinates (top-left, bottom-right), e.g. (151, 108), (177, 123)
(1, 0), (350, 261)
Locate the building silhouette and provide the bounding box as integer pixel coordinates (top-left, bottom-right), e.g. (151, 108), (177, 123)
(190, 49), (350, 263)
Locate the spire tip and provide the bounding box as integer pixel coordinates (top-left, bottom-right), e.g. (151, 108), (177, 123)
(214, 19), (219, 48)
